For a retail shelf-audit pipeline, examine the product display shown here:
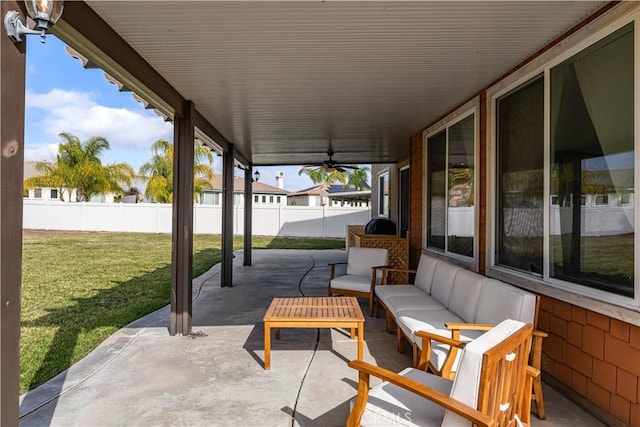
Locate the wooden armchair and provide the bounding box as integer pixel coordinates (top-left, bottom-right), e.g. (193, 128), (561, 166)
(328, 247), (388, 316)
(437, 322), (548, 420)
(347, 320), (535, 427)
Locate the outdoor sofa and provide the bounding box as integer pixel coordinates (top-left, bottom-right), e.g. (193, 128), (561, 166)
(375, 253), (546, 419)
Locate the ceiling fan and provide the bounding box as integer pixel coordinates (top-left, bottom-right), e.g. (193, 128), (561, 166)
(304, 148), (359, 173)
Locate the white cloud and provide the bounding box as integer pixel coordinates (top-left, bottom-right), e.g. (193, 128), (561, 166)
(26, 88), (172, 149)
(24, 143), (59, 162)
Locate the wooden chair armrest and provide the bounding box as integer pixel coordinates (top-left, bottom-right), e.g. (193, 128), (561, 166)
(445, 322), (495, 331)
(415, 330), (467, 348)
(381, 267), (417, 274)
(533, 330), (549, 338)
(527, 365), (541, 379)
(371, 265), (390, 285)
(328, 262), (347, 280)
(347, 360), (494, 427)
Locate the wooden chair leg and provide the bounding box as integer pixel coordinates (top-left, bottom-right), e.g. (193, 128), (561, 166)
(369, 297), (374, 317)
(412, 343), (419, 368)
(396, 328), (404, 353)
(533, 374), (546, 419)
(386, 311), (393, 334)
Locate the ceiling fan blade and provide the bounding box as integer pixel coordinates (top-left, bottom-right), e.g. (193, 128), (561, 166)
(339, 164), (360, 170)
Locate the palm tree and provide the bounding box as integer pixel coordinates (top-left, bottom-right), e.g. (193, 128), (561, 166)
(346, 166), (370, 190)
(24, 132), (134, 202)
(298, 167), (347, 188)
(138, 139), (214, 203)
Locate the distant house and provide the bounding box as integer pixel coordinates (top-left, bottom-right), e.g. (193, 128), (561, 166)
(23, 161), (118, 203)
(287, 184), (370, 207)
(201, 174), (288, 206)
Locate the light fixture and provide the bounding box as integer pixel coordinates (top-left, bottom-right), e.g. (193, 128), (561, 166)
(253, 170), (260, 183)
(4, 0), (64, 43)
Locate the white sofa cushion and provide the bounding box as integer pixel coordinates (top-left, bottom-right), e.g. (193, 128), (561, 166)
(429, 261), (459, 308)
(331, 275), (376, 293)
(384, 294), (445, 317)
(442, 319), (526, 427)
(474, 279), (537, 325)
(375, 285), (426, 305)
(447, 269), (485, 323)
(395, 309), (464, 343)
(357, 367), (453, 427)
(346, 247), (389, 279)
(414, 254), (439, 293)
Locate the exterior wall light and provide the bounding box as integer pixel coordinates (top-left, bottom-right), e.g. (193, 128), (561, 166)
(4, 0), (64, 43)
(253, 170), (260, 183)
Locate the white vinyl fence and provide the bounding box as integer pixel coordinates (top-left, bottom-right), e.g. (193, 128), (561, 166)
(23, 200), (371, 238)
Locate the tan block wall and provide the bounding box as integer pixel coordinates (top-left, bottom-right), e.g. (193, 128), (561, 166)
(539, 295), (640, 425)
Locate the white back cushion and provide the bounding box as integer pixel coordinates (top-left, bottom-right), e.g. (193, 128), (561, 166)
(474, 279), (537, 325)
(346, 247), (388, 278)
(414, 254), (438, 293)
(430, 261), (459, 307)
(442, 319), (526, 427)
(448, 269), (484, 323)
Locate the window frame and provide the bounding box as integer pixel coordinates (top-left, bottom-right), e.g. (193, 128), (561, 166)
(423, 98), (480, 268)
(377, 171), (390, 217)
(487, 10), (640, 311)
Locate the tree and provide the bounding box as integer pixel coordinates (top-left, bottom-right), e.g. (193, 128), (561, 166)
(346, 166), (370, 190)
(24, 132), (135, 202)
(298, 167), (347, 188)
(138, 139), (214, 203)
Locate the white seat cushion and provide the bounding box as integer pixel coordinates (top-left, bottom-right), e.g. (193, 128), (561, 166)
(375, 285), (425, 305)
(429, 262), (459, 308)
(384, 294), (446, 317)
(356, 367), (453, 427)
(331, 274), (376, 293)
(396, 309), (464, 343)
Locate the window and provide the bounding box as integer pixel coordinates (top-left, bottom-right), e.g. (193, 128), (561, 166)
(377, 172), (389, 217)
(277, 196), (281, 203)
(492, 21), (635, 301)
(254, 195), (259, 203)
(262, 195), (266, 203)
(269, 195), (274, 203)
(426, 112), (476, 258)
(496, 77), (544, 274)
(34, 188), (42, 199)
(50, 189), (58, 200)
(550, 23), (634, 297)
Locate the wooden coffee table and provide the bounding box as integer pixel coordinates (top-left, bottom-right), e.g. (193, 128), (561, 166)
(262, 296), (365, 370)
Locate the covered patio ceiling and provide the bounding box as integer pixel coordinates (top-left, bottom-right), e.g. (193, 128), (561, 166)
(69, 1), (604, 166)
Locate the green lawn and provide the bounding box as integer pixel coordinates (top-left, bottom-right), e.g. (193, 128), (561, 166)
(21, 231), (344, 394)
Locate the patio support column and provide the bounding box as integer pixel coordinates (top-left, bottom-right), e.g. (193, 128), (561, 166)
(0, 1), (25, 423)
(221, 144), (234, 286)
(243, 166), (253, 266)
(170, 100), (195, 336)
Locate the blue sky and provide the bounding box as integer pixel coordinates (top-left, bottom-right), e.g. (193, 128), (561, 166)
(24, 35), (328, 192)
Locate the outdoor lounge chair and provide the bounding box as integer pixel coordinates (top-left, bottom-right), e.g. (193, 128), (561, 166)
(328, 247), (388, 316)
(347, 319), (535, 427)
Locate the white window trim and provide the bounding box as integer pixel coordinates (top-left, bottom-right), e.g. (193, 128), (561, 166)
(422, 97), (480, 269)
(377, 171), (389, 217)
(486, 8), (640, 314)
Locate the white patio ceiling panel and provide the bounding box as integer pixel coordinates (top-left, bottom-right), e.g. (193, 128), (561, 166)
(85, 1), (604, 166)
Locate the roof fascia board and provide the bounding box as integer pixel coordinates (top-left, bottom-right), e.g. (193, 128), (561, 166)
(52, 1), (183, 119)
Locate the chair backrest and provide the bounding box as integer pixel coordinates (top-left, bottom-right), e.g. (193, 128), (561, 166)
(430, 261), (459, 306)
(346, 247), (388, 278)
(442, 319), (533, 427)
(474, 279), (537, 326)
(414, 254), (438, 292)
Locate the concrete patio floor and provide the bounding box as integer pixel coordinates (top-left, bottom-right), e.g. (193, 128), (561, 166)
(19, 249), (605, 426)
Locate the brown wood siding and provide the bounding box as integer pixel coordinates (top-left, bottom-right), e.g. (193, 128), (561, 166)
(409, 133), (423, 268)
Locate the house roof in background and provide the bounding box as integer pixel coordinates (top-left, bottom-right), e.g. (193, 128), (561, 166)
(24, 161), (45, 180)
(208, 175), (288, 194)
(288, 184), (370, 197)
